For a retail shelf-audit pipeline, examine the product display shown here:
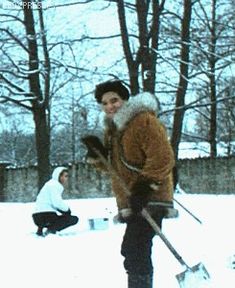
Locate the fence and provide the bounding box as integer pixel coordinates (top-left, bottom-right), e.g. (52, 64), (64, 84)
(0, 157), (235, 202)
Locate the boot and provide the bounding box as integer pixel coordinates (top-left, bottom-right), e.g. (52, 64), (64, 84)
(44, 228), (57, 236)
(128, 273), (153, 288)
(36, 227), (43, 236)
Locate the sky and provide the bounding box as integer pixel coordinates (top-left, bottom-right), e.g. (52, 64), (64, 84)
(1, 0), (234, 136)
(0, 0), (125, 134)
(0, 195), (235, 288)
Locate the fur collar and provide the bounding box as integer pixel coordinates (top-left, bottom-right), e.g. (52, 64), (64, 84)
(105, 92), (158, 131)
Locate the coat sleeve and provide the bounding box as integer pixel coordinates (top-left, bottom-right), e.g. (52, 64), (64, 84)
(135, 113), (175, 182)
(49, 183), (69, 212)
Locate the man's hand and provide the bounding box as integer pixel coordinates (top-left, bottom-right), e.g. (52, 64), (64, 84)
(58, 208), (71, 215)
(129, 179), (154, 214)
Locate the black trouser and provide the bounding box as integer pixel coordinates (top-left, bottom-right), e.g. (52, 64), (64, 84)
(121, 213), (163, 275)
(32, 212), (78, 232)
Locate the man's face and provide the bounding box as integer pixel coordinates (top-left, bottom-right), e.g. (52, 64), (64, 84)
(59, 172), (69, 185)
(101, 91), (124, 118)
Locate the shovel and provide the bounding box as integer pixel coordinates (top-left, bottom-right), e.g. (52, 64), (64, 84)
(81, 140), (211, 287)
(141, 208), (211, 288)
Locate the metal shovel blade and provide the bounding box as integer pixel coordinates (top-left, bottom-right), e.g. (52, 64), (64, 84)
(176, 262), (211, 288)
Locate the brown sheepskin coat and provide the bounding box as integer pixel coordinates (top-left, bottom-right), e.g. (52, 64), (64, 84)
(97, 92), (175, 210)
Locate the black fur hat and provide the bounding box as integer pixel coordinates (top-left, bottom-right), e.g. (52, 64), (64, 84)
(94, 80), (130, 103)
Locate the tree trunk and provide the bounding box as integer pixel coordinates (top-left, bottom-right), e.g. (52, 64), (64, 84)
(208, 0), (217, 158)
(117, 0), (139, 95)
(117, 0), (164, 95)
(170, 0), (192, 188)
(171, 0), (192, 160)
(137, 0), (162, 93)
(34, 108), (50, 189)
(23, 0), (50, 189)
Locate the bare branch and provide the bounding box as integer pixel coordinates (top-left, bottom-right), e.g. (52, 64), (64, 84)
(0, 93), (33, 110)
(45, 1), (94, 10)
(0, 14), (25, 25)
(0, 73), (27, 93)
(0, 69), (28, 80)
(159, 95), (235, 117)
(0, 28), (29, 53)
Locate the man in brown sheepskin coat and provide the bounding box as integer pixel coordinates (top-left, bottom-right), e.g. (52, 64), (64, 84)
(82, 80), (177, 288)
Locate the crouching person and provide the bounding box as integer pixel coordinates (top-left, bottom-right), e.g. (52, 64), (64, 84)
(32, 167), (78, 236)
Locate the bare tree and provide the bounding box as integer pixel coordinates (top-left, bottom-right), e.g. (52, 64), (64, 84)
(190, 0), (235, 157)
(0, 1), (51, 189)
(24, 1), (51, 188)
(116, 0), (166, 94)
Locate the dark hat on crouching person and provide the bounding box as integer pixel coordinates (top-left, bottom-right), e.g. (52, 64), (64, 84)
(94, 80), (130, 103)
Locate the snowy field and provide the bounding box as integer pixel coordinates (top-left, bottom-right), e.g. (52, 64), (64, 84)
(0, 194), (234, 288)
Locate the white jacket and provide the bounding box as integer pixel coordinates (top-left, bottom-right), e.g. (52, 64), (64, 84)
(34, 167), (69, 213)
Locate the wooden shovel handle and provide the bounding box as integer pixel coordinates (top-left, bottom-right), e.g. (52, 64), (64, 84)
(141, 208), (189, 268)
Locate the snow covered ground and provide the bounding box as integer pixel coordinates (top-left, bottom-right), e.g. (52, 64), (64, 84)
(0, 194), (234, 288)
(178, 141), (235, 159)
